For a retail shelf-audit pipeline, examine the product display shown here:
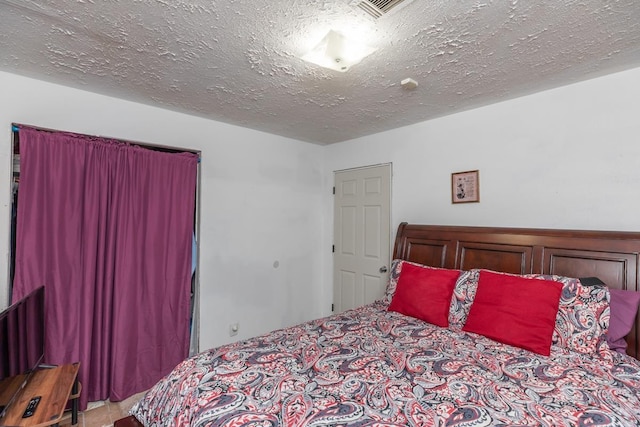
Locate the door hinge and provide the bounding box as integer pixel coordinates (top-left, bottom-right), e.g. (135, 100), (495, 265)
(331, 303), (334, 312)
(332, 186), (335, 195)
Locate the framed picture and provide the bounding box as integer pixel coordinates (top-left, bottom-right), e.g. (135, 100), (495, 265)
(452, 170), (480, 204)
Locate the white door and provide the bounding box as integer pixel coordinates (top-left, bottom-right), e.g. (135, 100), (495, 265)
(333, 164), (391, 313)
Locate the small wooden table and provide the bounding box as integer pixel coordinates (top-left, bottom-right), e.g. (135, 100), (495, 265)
(0, 363), (80, 427)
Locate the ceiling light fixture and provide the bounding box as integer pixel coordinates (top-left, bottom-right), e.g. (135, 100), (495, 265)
(301, 30), (376, 73)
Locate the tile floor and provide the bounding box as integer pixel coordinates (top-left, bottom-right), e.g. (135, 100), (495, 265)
(59, 391), (146, 427)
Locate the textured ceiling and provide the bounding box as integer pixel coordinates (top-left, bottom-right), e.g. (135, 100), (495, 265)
(1, 0), (639, 145)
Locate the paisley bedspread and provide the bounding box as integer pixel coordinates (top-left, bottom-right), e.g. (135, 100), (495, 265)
(131, 301), (640, 426)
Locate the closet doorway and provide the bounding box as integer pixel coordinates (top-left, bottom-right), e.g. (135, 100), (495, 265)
(9, 124), (201, 407)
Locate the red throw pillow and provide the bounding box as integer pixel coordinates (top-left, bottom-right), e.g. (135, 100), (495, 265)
(462, 270), (563, 356)
(388, 263), (460, 327)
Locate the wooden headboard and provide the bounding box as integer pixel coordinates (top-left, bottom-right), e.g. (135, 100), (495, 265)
(392, 222), (640, 360)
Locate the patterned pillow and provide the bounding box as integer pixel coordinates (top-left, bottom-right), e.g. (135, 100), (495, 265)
(385, 260), (476, 330)
(527, 274), (611, 357)
(448, 269), (480, 331)
(383, 259), (404, 304)
(448, 269), (611, 358)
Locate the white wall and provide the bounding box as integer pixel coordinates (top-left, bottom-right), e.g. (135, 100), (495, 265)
(3, 65), (639, 351)
(323, 67), (640, 311)
(0, 71), (325, 352)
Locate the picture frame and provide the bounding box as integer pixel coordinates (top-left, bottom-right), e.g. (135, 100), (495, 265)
(452, 170), (480, 204)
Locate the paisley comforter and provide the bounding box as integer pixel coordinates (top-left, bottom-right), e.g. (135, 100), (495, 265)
(131, 301), (640, 426)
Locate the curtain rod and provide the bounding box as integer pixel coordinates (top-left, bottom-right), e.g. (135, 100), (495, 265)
(11, 124), (201, 162)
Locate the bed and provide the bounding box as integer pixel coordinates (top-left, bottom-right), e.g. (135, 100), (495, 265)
(120, 223), (640, 426)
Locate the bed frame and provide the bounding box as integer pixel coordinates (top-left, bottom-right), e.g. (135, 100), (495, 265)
(392, 222), (640, 360)
(114, 222), (640, 426)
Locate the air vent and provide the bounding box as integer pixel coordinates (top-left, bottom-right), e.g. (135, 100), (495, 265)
(357, 0), (408, 18)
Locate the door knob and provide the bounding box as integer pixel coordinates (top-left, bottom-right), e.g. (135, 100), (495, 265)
(379, 266), (388, 273)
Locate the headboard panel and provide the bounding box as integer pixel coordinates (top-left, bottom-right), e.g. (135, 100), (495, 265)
(392, 223), (640, 360)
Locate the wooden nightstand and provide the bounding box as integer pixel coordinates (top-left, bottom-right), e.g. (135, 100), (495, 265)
(0, 363), (81, 427)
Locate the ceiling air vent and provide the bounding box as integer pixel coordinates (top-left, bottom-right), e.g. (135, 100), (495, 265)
(357, 0), (408, 18)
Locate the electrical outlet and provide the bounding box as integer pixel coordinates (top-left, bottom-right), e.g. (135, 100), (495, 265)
(229, 322), (239, 337)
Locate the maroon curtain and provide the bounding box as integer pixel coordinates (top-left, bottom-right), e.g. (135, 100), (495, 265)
(12, 127), (198, 408)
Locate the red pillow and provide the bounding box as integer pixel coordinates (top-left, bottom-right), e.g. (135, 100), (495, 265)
(388, 263), (460, 327)
(462, 270), (563, 356)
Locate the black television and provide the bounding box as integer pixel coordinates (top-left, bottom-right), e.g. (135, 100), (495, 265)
(0, 286), (45, 418)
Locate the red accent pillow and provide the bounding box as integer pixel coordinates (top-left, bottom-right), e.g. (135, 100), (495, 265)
(388, 263), (460, 327)
(462, 270), (563, 356)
